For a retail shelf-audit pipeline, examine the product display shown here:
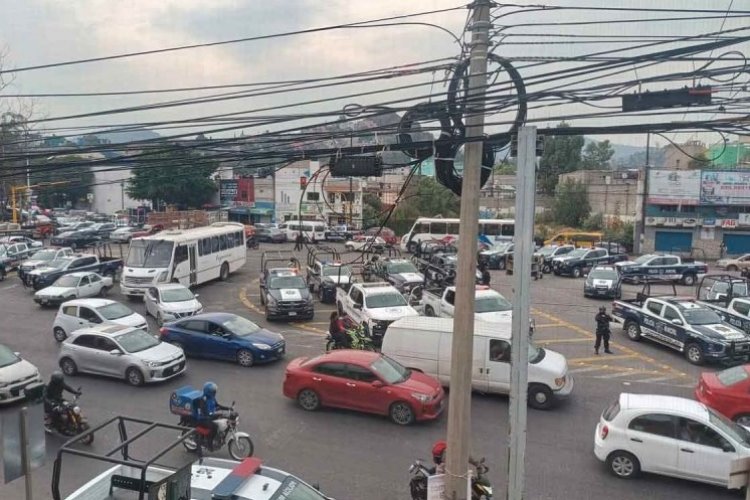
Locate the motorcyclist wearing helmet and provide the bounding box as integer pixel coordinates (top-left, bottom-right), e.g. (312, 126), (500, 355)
(431, 440), (447, 474)
(195, 382), (230, 448)
(44, 371), (80, 428)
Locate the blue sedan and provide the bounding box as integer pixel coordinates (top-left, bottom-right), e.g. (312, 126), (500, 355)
(159, 313), (285, 367)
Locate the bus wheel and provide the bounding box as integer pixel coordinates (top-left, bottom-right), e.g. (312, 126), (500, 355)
(219, 262), (229, 281)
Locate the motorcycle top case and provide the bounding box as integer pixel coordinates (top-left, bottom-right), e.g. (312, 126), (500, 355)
(170, 386), (203, 417)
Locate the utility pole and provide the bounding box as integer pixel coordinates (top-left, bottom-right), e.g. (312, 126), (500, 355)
(640, 132), (651, 254)
(445, 1), (491, 499)
(507, 126), (537, 500)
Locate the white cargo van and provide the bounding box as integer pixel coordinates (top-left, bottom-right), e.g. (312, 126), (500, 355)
(381, 317), (573, 409)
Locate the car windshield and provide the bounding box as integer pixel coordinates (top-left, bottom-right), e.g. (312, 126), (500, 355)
(708, 407), (750, 447)
(565, 249), (587, 258)
(126, 240), (174, 268)
(634, 254), (656, 264)
(222, 316), (261, 336)
(116, 329), (160, 353)
(365, 293), (407, 308)
(537, 246), (557, 256)
(528, 343), (545, 364)
(0, 246), (7, 258)
(486, 243), (511, 254)
(161, 288), (195, 302)
(682, 308), (723, 325)
(269, 476), (328, 500)
(54, 275), (80, 288)
(0, 345), (20, 368)
(269, 276), (306, 289)
(31, 249), (56, 261)
(96, 303), (134, 320)
(475, 295), (513, 313)
(371, 355), (410, 384)
(322, 265), (352, 277)
(48, 258), (72, 269)
(387, 262), (418, 274)
(589, 269), (618, 280)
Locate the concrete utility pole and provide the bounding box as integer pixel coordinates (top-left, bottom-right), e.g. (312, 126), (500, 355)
(639, 132), (651, 254)
(507, 126), (537, 500)
(445, 1), (491, 499)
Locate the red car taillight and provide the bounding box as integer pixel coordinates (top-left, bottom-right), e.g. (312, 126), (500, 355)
(600, 424), (609, 440)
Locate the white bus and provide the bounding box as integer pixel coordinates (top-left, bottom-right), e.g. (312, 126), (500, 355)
(282, 220), (327, 242)
(121, 222), (246, 299)
(400, 217), (515, 252)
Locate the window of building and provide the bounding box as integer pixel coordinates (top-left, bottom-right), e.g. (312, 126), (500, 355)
(307, 192), (320, 201)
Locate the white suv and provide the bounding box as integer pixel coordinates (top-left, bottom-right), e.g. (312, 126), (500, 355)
(52, 298), (147, 342)
(594, 392), (750, 490)
(336, 282), (418, 345)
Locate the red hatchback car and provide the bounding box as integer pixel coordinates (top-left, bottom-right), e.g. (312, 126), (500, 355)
(283, 350), (445, 425)
(695, 365), (750, 426)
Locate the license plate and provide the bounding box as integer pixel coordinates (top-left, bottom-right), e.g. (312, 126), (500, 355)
(288, 312), (297, 316)
(41, 298), (49, 304)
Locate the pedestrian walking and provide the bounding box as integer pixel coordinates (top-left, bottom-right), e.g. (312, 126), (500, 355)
(294, 232), (304, 251)
(594, 306), (614, 355)
(720, 241), (727, 259)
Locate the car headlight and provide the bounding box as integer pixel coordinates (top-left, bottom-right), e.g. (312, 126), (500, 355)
(146, 360), (161, 368)
(555, 376), (566, 388)
(196, 307), (204, 314)
(73, 406), (81, 415)
(267, 295), (278, 306)
(157, 271), (168, 283)
(411, 392), (431, 403)
(0, 382), (9, 389)
(252, 343), (272, 350)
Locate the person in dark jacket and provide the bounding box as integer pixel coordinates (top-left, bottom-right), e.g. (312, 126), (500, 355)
(44, 371), (80, 428)
(595, 306), (614, 354)
(480, 264), (491, 287)
(195, 382), (230, 448)
(294, 232), (304, 251)
(329, 312), (350, 349)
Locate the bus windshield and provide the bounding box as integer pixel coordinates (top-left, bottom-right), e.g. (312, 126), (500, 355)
(126, 240), (174, 268)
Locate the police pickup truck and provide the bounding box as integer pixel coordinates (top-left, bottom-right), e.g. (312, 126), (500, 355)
(552, 247), (628, 278)
(26, 253), (123, 290)
(615, 253), (708, 286)
(697, 275), (750, 336)
(612, 293), (750, 365)
(367, 257), (424, 294)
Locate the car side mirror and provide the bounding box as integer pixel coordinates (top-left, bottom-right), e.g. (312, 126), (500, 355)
(354, 303), (362, 310)
(109, 349), (122, 356)
(671, 319), (683, 326)
(194, 294), (199, 298)
(13, 352), (20, 357)
(372, 380), (384, 388)
(722, 443), (735, 453)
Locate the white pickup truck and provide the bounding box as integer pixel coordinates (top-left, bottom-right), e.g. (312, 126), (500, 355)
(417, 285), (515, 322)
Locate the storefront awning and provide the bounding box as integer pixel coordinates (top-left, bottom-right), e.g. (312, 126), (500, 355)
(228, 207), (252, 215)
(250, 208), (273, 216)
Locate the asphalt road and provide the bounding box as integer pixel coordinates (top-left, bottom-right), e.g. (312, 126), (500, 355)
(0, 242), (740, 499)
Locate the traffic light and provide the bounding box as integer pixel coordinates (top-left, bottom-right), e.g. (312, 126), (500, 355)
(622, 86), (713, 112)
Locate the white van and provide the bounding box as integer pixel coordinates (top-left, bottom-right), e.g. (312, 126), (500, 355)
(381, 317), (573, 409)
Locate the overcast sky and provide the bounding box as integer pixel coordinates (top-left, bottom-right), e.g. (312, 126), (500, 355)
(0, 0), (746, 149)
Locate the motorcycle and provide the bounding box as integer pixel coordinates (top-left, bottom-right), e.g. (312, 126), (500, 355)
(179, 403), (254, 460)
(408, 457), (492, 500)
(325, 323), (377, 352)
(44, 390), (94, 445)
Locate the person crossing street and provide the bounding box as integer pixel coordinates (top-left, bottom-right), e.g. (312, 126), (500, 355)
(595, 306), (614, 355)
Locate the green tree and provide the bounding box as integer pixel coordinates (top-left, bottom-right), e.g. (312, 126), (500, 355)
(30, 155), (94, 208)
(538, 122), (584, 194)
(127, 147), (218, 209)
(390, 176), (460, 235)
(552, 179), (590, 227)
(361, 192), (383, 228)
(581, 140), (615, 170)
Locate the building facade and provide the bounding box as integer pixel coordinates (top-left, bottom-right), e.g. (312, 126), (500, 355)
(558, 169), (639, 222)
(641, 168), (750, 257)
(660, 140), (707, 170)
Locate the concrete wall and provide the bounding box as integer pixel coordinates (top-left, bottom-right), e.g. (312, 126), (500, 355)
(558, 170), (639, 218)
(92, 165), (141, 214)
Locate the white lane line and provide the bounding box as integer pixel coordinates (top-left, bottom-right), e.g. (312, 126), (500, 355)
(631, 376), (675, 384)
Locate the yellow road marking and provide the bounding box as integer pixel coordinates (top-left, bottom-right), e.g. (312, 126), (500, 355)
(532, 307), (690, 380)
(569, 354), (637, 363)
(290, 322), (326, 335)
(534, 323), (564, 329)
(537, 338), (592, 345)
(239, 286), (263, 315)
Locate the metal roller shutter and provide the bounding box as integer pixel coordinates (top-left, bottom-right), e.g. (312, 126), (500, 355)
(654, 231), (693, 252)
(723, 233), (750, 255)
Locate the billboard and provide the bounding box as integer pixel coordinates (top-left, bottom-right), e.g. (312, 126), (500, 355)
(647, 169), (701, 204)
(219, 180), (238, 205)
(700, 170), (750, 205)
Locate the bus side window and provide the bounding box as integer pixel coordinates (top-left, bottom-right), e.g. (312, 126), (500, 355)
(483, 224), (500, 236)
(431, 222), (446, 234)
(501, 224), (514, 237)
(211, 237), (220, 253)
(446, 223), (460, 234)
(175, 246), (188, 264)
(415, 222), (430, 235)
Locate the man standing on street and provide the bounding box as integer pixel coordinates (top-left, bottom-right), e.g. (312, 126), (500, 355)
(595, 306), (614, 355)
(294, 232), (304, 251)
